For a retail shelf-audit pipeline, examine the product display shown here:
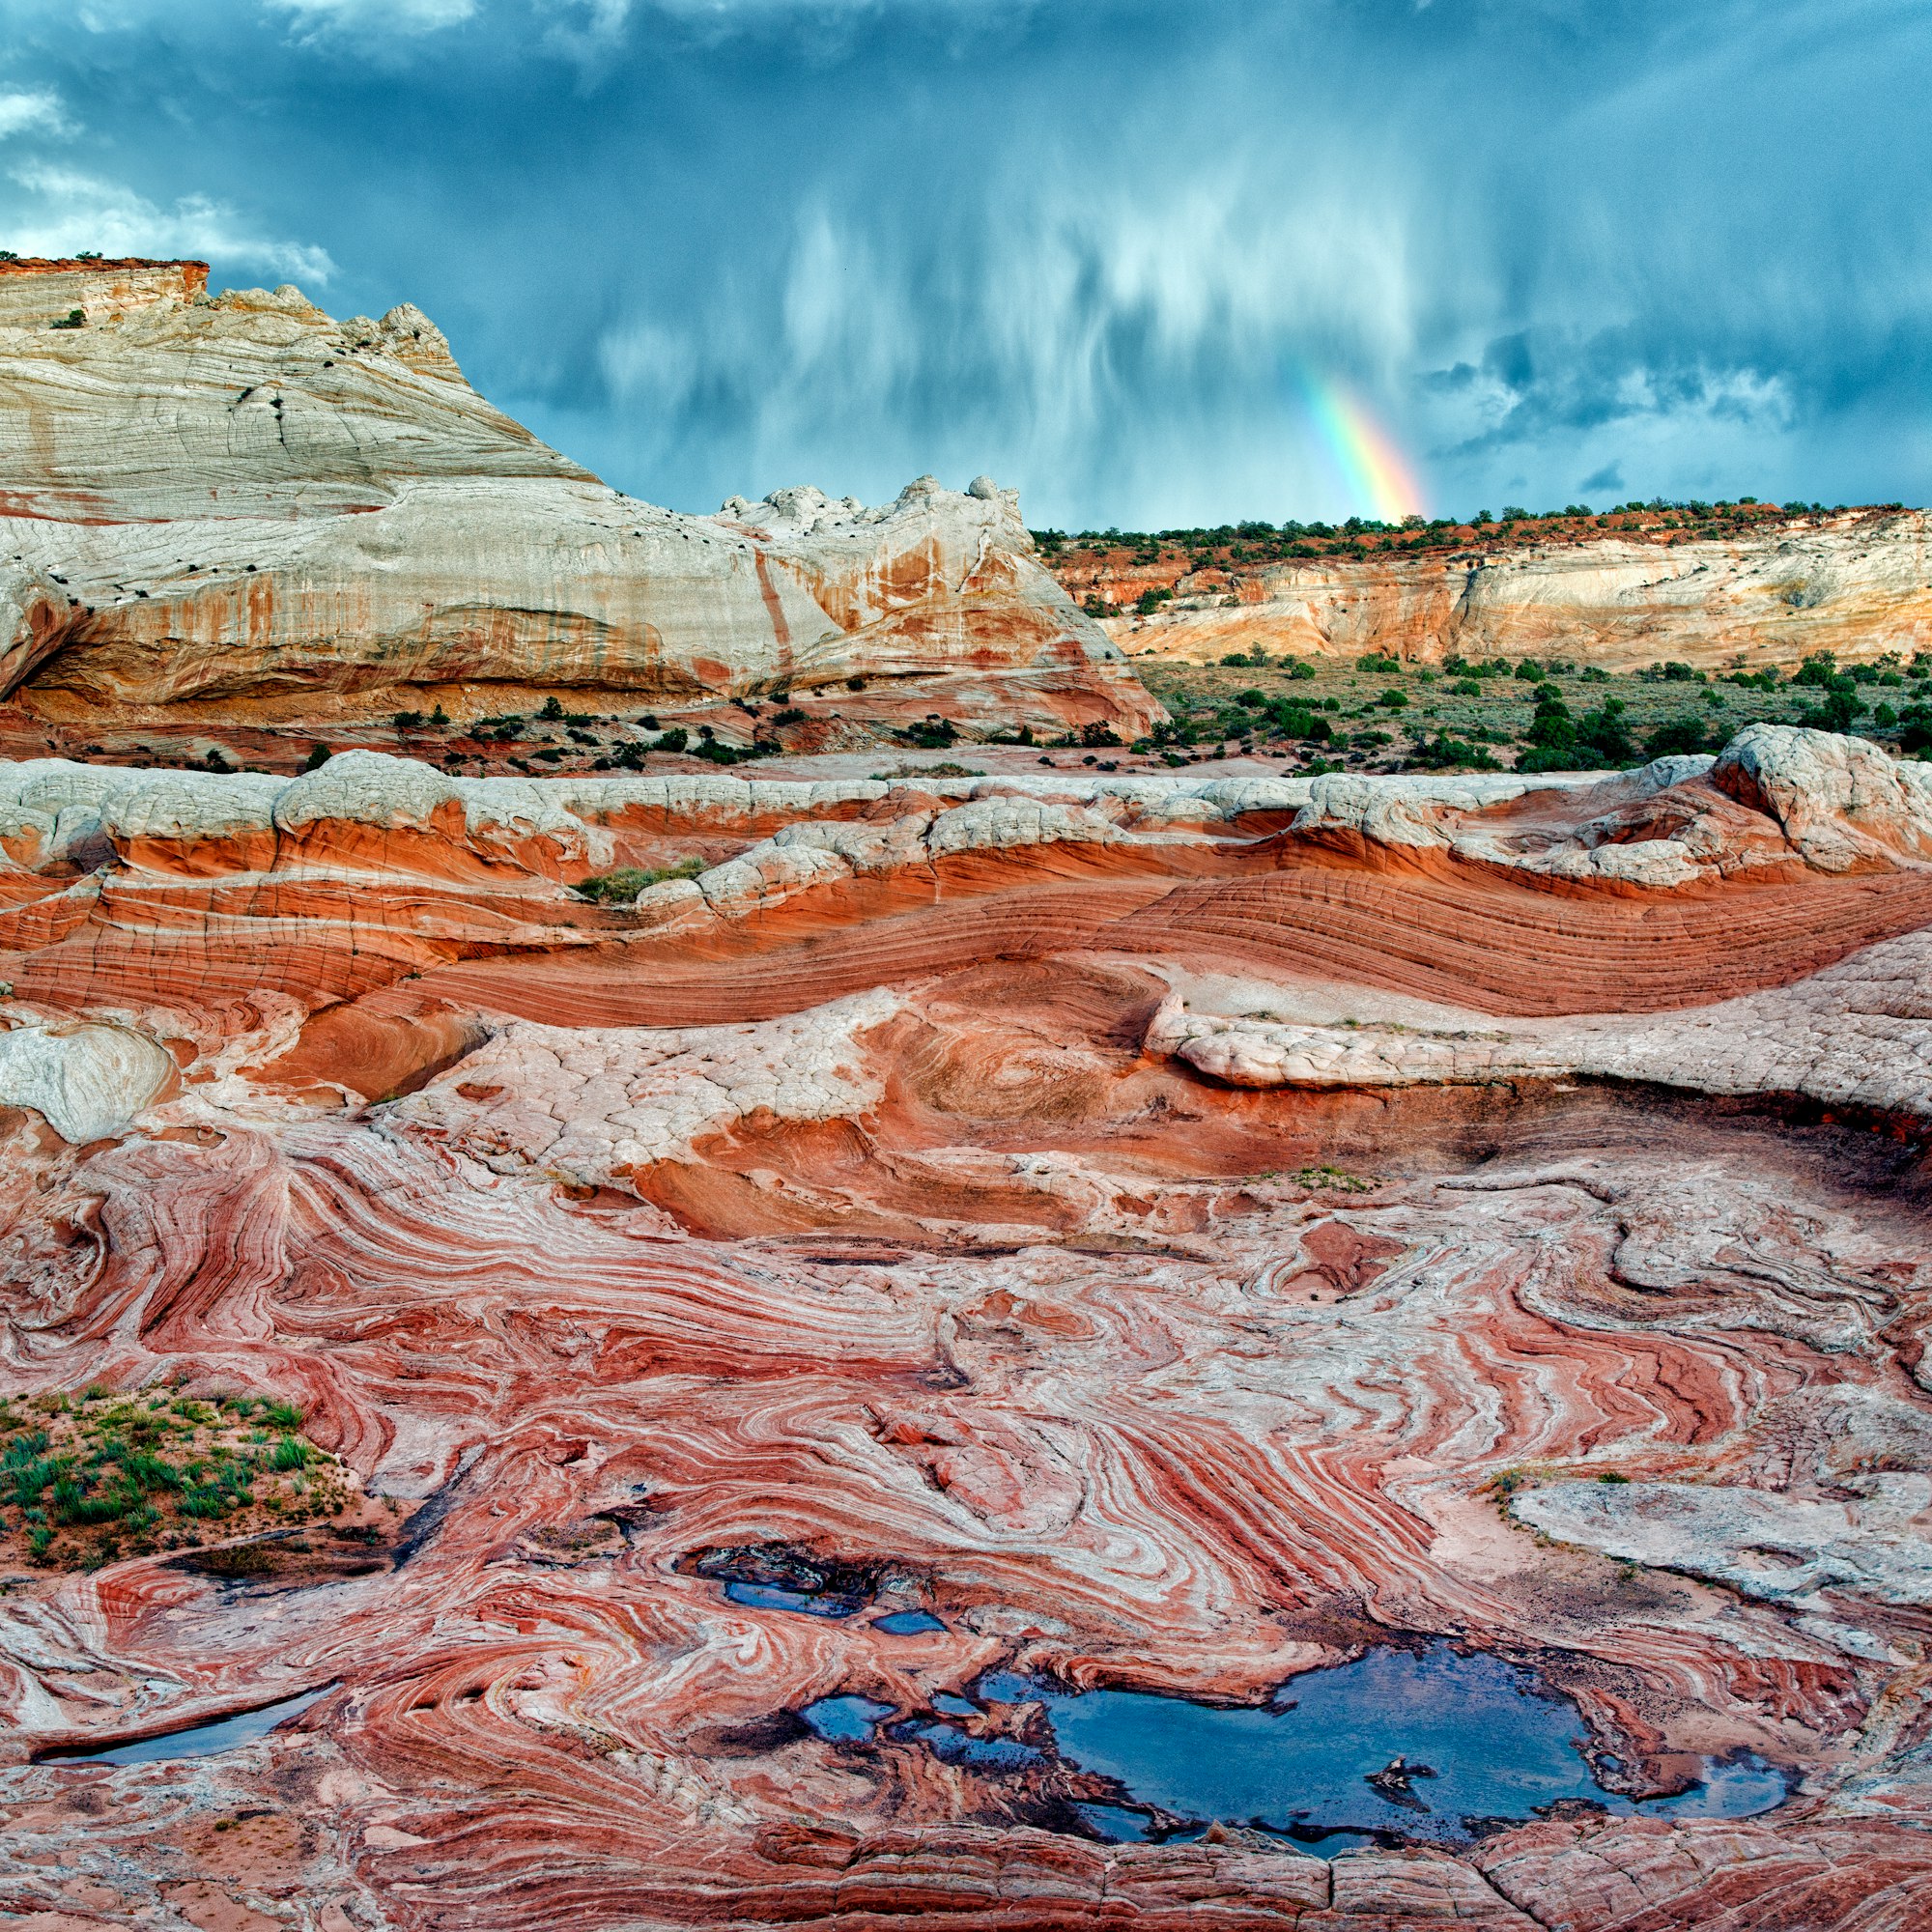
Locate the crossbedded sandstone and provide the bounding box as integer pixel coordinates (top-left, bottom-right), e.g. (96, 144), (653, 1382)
(0, 261), (1154, 738)
(0, 724), (1929, 1931)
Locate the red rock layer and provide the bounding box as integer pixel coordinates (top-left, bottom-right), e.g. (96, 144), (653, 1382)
(2, 751), (1931, 1931)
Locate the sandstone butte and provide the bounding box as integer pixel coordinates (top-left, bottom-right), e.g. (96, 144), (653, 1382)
(1062, 509), (1932, 672)
(0, 257), (1158, 740)
(1, 261), (1931, 1932)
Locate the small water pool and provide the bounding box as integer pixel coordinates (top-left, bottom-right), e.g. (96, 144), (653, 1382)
(977, 1643), (1787, 1846)
(873, 1609), (948, 1635)
(724, 1579), (864, 1618)
(801, 1693), (896, 1743)
(41, 1685), (331, 1768)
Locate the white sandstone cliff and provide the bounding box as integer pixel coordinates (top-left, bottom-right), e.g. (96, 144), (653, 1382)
(0, 260), (1155, 733)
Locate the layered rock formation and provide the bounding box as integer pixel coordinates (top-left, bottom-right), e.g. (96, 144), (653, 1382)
(1073, 511), (1932, 671)
(1, 724), (1930, 1928)
(0, 259), (1155, 736)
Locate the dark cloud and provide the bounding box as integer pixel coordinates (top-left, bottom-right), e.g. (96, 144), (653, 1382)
(0, 0), (1924, 525)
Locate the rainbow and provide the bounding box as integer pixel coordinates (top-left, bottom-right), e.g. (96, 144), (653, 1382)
(1302, 375), (1427, 524)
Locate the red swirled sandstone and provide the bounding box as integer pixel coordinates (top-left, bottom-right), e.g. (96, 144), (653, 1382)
(0, 728), (1928, 1929)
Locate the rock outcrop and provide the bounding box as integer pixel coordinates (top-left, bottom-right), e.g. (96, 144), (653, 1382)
(0, 259), (1156, 736)
(2, 634), (1931, 1927)
(1079, 512), (1932, 671)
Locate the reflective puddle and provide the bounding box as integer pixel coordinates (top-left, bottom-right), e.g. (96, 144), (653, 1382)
(873, 1609), (948, 1635)
(798, 1642), (1789, 1850)
(978, 1644), (1788, 1846)
(40, 1685), (331, 1767)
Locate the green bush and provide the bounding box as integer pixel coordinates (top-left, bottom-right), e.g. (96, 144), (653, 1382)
(576, 858), (704, 903)
(1406, 734), (1501, 771)
(1794, 679), (1863, 731)
(1896, 703), (1932, 754)
(1576, 701), (1635, 765)
(1642, 715), (1716, 760)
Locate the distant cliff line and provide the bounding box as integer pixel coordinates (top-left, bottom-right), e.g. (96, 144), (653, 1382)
(1052, 504), (1932, 673)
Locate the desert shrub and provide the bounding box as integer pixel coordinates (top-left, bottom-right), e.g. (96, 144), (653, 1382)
(575, 858), (704, 904)
(1794, 679), (1863, 732)
(1895, 703), (1932, 754)
(1642, 715), (1717, 759)
(1406, 734), (1500, 771)
(1575, 701), (1635, 765)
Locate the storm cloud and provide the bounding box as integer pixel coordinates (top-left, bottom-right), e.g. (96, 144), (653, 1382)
(1, 0), (1925, 526)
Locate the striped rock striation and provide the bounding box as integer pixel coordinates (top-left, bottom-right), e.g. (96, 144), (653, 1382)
(0, 724), (1930, 1931)
(0, 258), (1155, 737)
(1076, 509), (1932, 672)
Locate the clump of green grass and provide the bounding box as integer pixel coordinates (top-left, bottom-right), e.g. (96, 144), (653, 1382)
(1289, 1164), (1379, 1194)
(574, 857), (706, 904)
(0, 1383), (352, 1571)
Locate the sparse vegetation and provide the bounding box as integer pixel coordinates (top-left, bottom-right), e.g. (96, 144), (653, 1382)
(574, 857), (706, 903)
(1135, 642), (1921, 778)
(0, 1386), (352, 1574)
(901, 715), (961, 750)
(1289, 1164), (1379, 1193)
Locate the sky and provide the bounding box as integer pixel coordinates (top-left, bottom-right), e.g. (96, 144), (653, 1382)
(0, 0), (1927, 529)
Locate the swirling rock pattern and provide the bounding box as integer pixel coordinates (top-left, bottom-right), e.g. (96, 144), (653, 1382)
(1, 725), (1930, 1930)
